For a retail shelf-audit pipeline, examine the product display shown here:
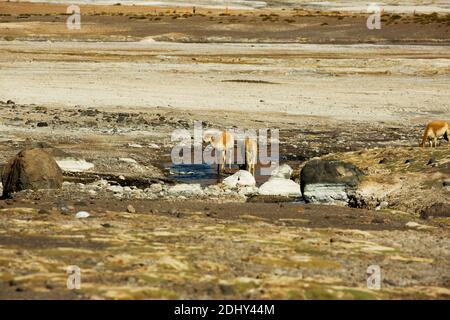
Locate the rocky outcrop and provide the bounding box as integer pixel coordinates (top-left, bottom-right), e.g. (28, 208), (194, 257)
(2, 148), (63, 197)
(300, 159), (363, 205)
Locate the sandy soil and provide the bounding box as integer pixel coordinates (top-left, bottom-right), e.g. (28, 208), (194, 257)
(1, 41), (449, 122)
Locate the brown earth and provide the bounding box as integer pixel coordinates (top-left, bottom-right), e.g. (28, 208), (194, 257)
(0, 1), (449, 300)
(0, 101), (449, 299)
(1, 2), (449, 44)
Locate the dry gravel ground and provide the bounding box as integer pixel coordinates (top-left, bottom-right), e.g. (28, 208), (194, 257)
(0, 101), (449, 299)
(0, 201), (449, 299)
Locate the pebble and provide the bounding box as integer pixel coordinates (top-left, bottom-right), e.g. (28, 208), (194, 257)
(149, 183), (163, 193)
(75, 211), (90, 219)
(38, 209), (50, 215)
(107, 185), (123, 193)
(375, 201), (389, 211)
(127, 205), (136, 214)
(57, 202), (70, 215)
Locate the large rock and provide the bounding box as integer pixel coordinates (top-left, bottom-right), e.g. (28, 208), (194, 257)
(258, 177), (300, 197)
(223, 170), (256, 188)
(300, 159), (363, 205)
(2, 148), (63, 197)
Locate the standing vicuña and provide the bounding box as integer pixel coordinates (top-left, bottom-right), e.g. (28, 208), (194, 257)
(244, 137), (257, 176)
(203, 130), (234, 175)
(419, 120), (449, 147)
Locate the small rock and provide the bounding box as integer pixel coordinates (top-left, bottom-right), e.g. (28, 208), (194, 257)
(75, 211), (90, 219)
(371, 218), (385, 224)
(57, 202), (69, 215)
(107, 185), (123, 193)
(168, 183), (203, 196)
(223, 170), (256, 188)
(149, 183), (163, 193)
(375, 201), (389, 211)
(37, 122), (49, 127)
(101, 223), (113, 228)
(405, 221), (434, 230)
(119, 157), (137, 164)
(148, 143), (160, 149)
(270, 164), (293, 179)
(238, 185), (259, 196)
(38, 209), (50, 215)
(219, 283), (235, 295)
(56, 159), (94, 172)
(259, 177), (300, 197)
(45, 282), (54, 290)
(127, 204), (136, 213)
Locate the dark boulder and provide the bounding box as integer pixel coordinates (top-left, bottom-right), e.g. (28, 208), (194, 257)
(2, 148), (63, 198)
(300, 159), (364, 205)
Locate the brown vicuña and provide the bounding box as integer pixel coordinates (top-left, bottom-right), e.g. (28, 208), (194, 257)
(419, 120), (449, 147)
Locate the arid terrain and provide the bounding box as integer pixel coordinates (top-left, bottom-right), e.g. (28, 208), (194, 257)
(0, 1), (449, 300)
